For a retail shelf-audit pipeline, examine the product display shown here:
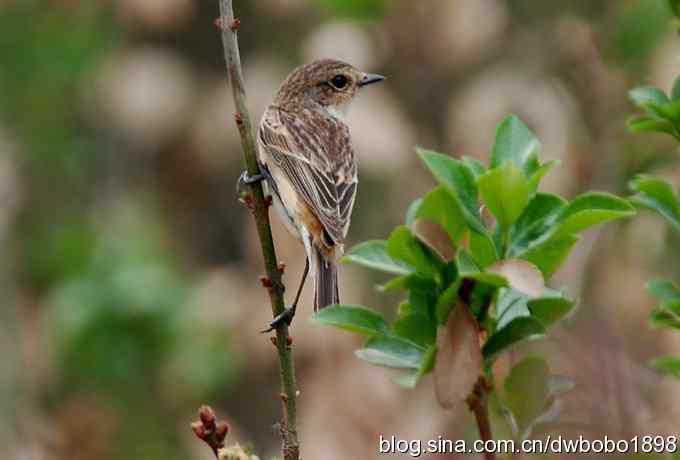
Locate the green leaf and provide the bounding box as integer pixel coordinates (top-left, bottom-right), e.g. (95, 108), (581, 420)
(490, 115), (540, 176)
(648, 279), (680, 302)
(508, 193), (567, 257)
(672, 76), (680, 101)
(377, 275), (410, 292)
(456, 250), (509, 287)
(461, 156), (486, 179)
(392, 371), (418, 388)
(504, 356), (551, 439)
(456, 249), (479, 274)
(627, 115), (677, 135)
(650, 355), (680, 378)
(521, 235), (580, 279)
(528, 289), (576, 327)
(650, 300), (680, 329)
(478, 162), (530, 229)
(665, 100), (680, 122)
(646, 102), (678, 122)
(397, 300), (413, 317)
(469, 230), (498, 268)
(463, 273), (509, 290)
(312, 304), (390, 335)
(405, 198), (423, 228)
(417, 344), (438, 379)
(528, 160), (559, 192)
(416, 186), (467, 246)
(386, 226), (438, 279)
(496, 288), (531, 330)
(417, 149), (485, 233)
(407, 278), (439, 320)
(629, 175), (680, 231)
(629, 86), (670, 106)
(435, 280), (460, 324)
(342, 240), (413, 275)
(553, 192), (635, 237)
(483, 317), (545, 362)
(393, 314), (436, 346)
(355, 335), (425, 369)
(378, 273), (435, 293)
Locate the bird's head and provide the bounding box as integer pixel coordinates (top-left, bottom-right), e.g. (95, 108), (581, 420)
(274, 59), (384, 119)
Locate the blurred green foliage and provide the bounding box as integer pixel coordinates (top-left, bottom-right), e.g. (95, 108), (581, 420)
(47, 206), (234, 400)
(0, 1), (116, 173)
(44, 206), (236, 459)
(312, 0), (391, 20)
(628, 75), (680, 384)
(613, 0), (671, 64)
(668, 0), (680, 18)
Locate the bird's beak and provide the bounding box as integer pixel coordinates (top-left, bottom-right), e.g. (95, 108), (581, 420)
(358, 73), (385, 87)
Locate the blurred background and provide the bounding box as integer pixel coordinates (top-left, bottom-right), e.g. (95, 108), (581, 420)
(1, 0), (680, 459)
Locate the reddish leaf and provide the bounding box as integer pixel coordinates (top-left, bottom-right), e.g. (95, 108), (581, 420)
(434, 304), (483, 410)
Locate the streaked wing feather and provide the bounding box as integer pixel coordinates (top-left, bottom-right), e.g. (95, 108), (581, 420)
(259, 108), (357, 244)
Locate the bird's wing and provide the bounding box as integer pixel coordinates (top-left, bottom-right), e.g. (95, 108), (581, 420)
(258, 107), (357, 245)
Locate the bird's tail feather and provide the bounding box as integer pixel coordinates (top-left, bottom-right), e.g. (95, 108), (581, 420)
(313, 248), (339, 311)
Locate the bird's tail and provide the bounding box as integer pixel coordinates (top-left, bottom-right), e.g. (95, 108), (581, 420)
(313, 247), (339, 311)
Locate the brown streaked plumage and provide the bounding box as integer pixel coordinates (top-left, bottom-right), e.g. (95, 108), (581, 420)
(257, 59), (384, 320)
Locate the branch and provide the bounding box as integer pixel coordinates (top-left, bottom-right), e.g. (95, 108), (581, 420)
(466, 377), (496, 460)
(216, 2), (299, 459)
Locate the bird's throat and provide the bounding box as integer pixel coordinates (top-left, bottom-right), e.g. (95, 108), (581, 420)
(325, 102), (349, 122)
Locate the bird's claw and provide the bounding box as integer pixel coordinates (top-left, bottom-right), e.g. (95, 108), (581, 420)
(236, 162), (270, 195)
(239, 169), (265, 185)
(260, 307), (296, 333)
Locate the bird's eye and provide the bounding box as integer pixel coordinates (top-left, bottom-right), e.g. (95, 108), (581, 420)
(330, 74), (348, 89)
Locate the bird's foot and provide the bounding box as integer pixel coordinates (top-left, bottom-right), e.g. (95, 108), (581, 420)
(236, 162), (271, 197)
(260, 306), (296, 333)
(239, 169), (265, 186)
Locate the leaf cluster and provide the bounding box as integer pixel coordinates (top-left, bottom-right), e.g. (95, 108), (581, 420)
(627, 77), (680, 141)
(314, 115), (635, 392)
(627, 75), (680, 381)
(626, 72), (680, 380)
(647, 279), (680, 378)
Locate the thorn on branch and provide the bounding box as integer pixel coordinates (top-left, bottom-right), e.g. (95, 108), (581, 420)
(192, 405), (229, 458)
(466, 377), (490, 412)
(286, 336), (293, 349)
(215, 17), (240, 31)
(260, 276), (273, 289)
(238, 194), (254, 209)
(280, 392), (289, 403)
(264, 195), (273, 208)
(278, 262), (286, 274)
(234, 112), (243, 125)
(270, 336), (278, 347)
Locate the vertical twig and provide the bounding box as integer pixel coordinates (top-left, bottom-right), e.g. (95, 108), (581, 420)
(467, 377), (496, 460)
(216, 2), (299, 459)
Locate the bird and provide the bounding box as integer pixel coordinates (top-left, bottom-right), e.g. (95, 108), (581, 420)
(241, 59), (384, 332)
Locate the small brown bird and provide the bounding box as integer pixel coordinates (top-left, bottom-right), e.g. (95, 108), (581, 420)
(244, 59), (384, 331)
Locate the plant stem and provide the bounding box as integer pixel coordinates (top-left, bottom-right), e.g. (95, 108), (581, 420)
(217, 2), (299, 459)
(467, 377), (496, 460)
